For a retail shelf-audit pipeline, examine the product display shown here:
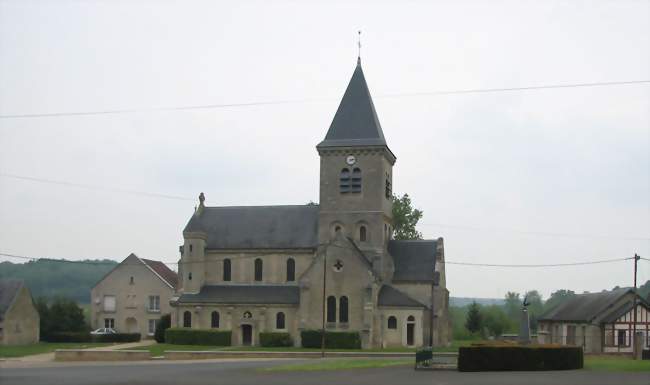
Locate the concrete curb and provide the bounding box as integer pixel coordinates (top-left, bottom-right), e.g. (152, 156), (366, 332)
(54, 349), (151, 362)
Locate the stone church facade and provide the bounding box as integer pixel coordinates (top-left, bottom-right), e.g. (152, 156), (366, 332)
(170, 59), (451, 348)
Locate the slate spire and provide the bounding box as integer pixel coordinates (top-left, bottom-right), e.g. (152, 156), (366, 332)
(317, 61), (388, 149)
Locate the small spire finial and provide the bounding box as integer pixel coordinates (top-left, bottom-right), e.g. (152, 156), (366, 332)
(357, 30), (362, 64)
(199, 192), (205, 206)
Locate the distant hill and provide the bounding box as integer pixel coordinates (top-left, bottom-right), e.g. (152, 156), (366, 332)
(0, 259), (118, 303)
(450, 297), (505, 307)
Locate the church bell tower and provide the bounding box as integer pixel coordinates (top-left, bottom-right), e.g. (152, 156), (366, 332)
(316, 59), (396, 278)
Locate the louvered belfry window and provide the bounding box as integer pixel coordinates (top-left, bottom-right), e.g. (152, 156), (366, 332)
(340, 168), (351, 193)
(351, 168), (362, 193)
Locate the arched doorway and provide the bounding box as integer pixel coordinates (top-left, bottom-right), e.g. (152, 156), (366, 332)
(125, 317), (138, 333)
(241, 324), (253, 346)
(406, 315), (415, 346)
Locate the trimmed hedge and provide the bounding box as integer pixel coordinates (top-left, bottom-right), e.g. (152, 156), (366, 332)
(44, 332), (92, 343)
(165, 328), (232, 346)
(92, 333), (141, 343)
(44, 332), (140, 343)
(458, 345), (583, 372)
(259, 332), (293, 347)
(300, 330), (361, 349)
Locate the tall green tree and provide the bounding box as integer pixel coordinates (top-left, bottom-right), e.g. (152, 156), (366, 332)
(482, 305), (512, 337)
(37, 297), (87, 339)
(391, 193), (423, 240)
(523, 290), (544, 331)
(504, 291), (521, 321)
(465, 302), (482, 334)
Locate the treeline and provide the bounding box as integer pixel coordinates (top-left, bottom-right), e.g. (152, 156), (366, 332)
(0, 259), (118, 303)
(451, 283), (650, 340)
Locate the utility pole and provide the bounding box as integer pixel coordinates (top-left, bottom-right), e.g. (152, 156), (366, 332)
(632, 253), (640, 359)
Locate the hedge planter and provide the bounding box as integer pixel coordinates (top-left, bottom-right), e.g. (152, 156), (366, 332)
(259, 332), (293, 347)
(300, 330), (361, 349)
(458, 345), (583, 372)
(165, 328), (232, 346)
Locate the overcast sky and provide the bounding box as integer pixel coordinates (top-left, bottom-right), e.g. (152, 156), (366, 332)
(1, 0), (648, 299)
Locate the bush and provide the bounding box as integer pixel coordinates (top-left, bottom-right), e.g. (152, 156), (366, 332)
(44, 332), (92, 343)
(259, 332), (293, 347)
(300, 330), (361, 349)
(458, 345), (583, 371)
(165, 328), (232, 346)
(155, 314), (171, 343)
(92, 333), (141, 343)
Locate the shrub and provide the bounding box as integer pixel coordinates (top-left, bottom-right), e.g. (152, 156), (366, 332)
(155, 314), (171, 343)
(44, 332), (92, 343)
(259, 332), (293, 347)
(165, 328), (232, 346)
(92, 333), (141, 343)
(300, 330), (361, 349)
(458, 345), (583, 371)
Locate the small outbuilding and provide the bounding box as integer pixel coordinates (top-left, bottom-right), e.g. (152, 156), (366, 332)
(538, 288), (650, 353)
(0, 279), (40, 345)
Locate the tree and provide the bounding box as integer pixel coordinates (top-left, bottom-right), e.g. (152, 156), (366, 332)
(391, 193), (423, 240)
(154, 314), (171, 343)
(482, 305), (511, 337)
(465, 302), (482, 334)
(37, 297), (87, 339)
(504, 292), (521, 321)
(524, 290), (544, 331)
(544, 289), (576, 313)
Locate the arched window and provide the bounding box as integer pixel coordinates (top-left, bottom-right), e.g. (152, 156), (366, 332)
(339, 296), (349, 323)
(188, 272), (192, 281)
(387, 316), (397, 329)
(359, 226), (367, 242)
(335, 225), (342, 232)
(351, 168), (362, 193)
(327, 296), (337, 323)
(407, 315), (415, 322)
(276, 312), (286, 329)
(211, 311), (220, 328)
(340, 168), (351, 193)
(286, 258), (295, 282)
(183, 311), (191, 328)
(223, 259), (231, 281)
(254, 258), (263, 281)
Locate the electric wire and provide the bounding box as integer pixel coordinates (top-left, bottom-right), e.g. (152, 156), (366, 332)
(1, 80), (648, 119)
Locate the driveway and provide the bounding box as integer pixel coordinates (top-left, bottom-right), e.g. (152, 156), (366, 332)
(1, 359), (648, 385)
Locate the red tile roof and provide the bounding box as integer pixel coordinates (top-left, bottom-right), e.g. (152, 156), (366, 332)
(142, 258), (179, 289)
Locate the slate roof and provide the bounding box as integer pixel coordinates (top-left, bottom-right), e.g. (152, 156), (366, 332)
(317, 60), (389, 149)
(378, 285), (426, 308)
(539, 288), (638, 323)
(0, 279), (24, 321)
(142, 258), (179, 289)
(178, 285), (300, 305)
(388, 240), (437, 282)
(184, 205), (319, 250)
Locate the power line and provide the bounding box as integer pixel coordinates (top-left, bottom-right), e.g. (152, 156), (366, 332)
(0, 251), (635, 269)
(1, 80), (648, 119)
(2, 172), (648, 243)
(442, 257), (634, 268)
(420, 222), (650, 242)
(0, 173), (194, 202)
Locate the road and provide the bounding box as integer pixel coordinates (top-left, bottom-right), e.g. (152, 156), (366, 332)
(1, 359), (648, 385)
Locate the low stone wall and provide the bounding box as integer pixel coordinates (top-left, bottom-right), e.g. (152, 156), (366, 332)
(164, 350), (414, 360)
(54, 349), (151, 362)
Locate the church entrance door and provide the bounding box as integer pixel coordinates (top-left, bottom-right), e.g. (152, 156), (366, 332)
(406, 323), (415, 346)
(241, 324), (252, 346)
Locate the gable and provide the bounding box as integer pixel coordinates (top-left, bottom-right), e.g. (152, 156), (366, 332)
(0, 279), (23, 321)
(92, 254), (176, 290)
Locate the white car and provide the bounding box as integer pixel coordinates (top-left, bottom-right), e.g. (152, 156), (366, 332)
(90, 328), (117, 335)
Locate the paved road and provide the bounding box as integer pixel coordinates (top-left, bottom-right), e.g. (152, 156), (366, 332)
(1, 359), (648, 385)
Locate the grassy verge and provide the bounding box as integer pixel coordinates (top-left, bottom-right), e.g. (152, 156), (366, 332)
(584, 355), (650, 372)
(261, 358), (412, 372)
(0, 342), (112, 358)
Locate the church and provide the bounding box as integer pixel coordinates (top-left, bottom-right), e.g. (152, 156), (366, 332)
(170, 59), (451, 348)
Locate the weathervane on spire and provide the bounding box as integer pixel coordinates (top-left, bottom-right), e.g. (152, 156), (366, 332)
(357, 30), (362, 64)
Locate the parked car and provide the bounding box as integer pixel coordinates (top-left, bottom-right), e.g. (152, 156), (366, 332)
(90, 328), (117, 335)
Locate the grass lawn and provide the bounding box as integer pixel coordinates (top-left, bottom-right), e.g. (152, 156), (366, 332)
(584, 355), (650, 372)
(261, 358), (412, 372)
(0, 342), (112, 358)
